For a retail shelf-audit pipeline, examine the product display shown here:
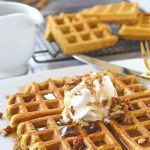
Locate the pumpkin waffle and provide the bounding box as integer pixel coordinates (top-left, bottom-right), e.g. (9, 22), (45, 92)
(79, 2), (138, 24)
(119, 13), (150, 40)
(5, 71), (148, 150)
(45, 13), (118, 55)
(110, 90), (150, 150)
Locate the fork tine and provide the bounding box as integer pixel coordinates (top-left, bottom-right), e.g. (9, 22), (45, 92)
(145, 41), (150, 58)
(140, 41), (150, 71)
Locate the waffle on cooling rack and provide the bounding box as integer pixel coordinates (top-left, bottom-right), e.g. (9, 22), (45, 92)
(79, 2), (138, 24)
(45, 13), (118, 55)
(119, 13), (150, 40)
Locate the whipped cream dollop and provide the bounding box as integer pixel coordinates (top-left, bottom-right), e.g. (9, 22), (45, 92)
(62, 73), (119, 125)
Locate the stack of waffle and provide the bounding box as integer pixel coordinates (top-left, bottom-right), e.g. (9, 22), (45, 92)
(45, 2), (150, 55)
(5, 71), (150, 150)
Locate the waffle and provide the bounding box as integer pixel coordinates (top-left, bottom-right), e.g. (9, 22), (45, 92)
(79, 2), (138, 24)
(119, 13), (150, 40)
(45, 13), (118, 55)
(110, 90), (150, 150)
(6, 71), (149, 149)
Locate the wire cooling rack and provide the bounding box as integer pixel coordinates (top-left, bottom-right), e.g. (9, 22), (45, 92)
(32, 0), (140, 63)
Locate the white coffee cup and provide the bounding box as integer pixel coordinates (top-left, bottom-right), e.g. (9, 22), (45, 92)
(0, 2), (44, 78)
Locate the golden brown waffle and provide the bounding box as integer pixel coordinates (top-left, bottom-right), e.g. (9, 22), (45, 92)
(110, 90), (150, 150)
(45, 13), (118, 55)
(119, 13), (150, 40)
(79, 2), (138, 24)
(6, 71), (149, 149)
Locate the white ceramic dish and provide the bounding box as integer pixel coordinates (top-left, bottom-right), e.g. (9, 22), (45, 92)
(0, 2), (43, 78)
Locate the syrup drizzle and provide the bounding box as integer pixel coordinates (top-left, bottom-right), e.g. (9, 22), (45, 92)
(82, 122), (100, 134)
(107, 124), (129, 150)
(60, 126), (79, 138)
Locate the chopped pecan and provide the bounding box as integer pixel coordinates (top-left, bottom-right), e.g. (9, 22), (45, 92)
(0, 112), (3, 119)
(72, 139), (86, 150)
(111, 97), (121, 108)
(6, 95), (10, 99)
(0, 126), (12, 136)
(112, 97), (121, 105)
(74, 91), (82, 96)
(123, 114), (132, 123)
(70, 106), (75, 115)
(66, 78), (81, 86)
(102, 99), (108, 107)
(125, 99), (132, 110)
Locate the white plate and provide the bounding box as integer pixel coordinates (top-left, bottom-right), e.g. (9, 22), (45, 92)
(0, 58), (148, 149)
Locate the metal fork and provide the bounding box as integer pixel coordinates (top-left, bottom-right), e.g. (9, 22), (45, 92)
(140, 41), (150, 71)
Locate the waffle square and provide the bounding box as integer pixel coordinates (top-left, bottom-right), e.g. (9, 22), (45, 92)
(5, 71), (150, 150)
(79, 2), (138, 24)
(119, 13), (150, 40)
(45, 13), (118, 55)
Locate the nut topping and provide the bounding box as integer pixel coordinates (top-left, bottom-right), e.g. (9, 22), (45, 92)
(0, 112), (3, 119)
(0, 126), (13, 136)
(72, 139), (87, 150)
